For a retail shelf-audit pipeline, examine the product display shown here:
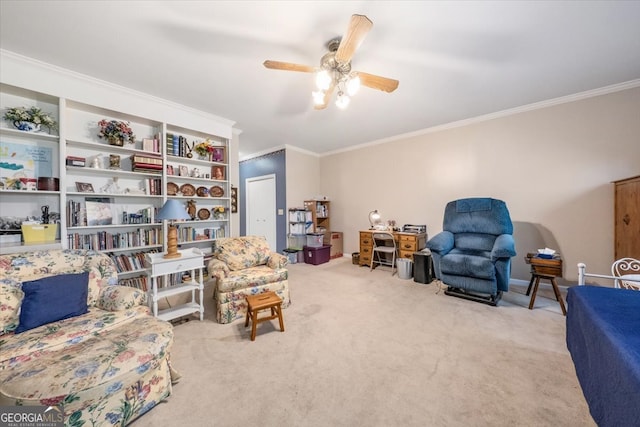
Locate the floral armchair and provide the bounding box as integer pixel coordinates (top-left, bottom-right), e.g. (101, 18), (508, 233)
(208, 235), (291, 323)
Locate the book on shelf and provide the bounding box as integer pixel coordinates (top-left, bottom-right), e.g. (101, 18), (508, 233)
(131, 154), (162, 165)
(141, 138), (161, 154)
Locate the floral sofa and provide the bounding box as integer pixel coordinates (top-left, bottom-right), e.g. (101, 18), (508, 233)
(0, 249), (178, 426)
(208, 235), (291, 323)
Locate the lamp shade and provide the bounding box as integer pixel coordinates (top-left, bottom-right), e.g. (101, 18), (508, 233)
(157, 199), (191, 221)
(369, 210), (381, 228)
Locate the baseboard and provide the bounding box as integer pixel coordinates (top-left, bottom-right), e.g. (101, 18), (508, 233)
(510, 278), (569, 290)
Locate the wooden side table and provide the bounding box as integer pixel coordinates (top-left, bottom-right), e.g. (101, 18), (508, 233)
(244, 291), (285, 341)
(525, 253), (566, 315)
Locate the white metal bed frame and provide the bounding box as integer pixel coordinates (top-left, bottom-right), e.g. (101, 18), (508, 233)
(577, 258), (640, 289)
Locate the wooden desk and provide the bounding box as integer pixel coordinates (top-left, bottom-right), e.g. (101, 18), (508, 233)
(359, 230), (426, 267)
(525, 253), (566, 315)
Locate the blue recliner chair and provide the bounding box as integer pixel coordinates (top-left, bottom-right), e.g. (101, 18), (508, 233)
(426, 198), (516, 306)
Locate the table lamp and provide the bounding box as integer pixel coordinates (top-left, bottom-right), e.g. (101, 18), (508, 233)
(156, 199), (191, 259)
(369, 210), (381, 229)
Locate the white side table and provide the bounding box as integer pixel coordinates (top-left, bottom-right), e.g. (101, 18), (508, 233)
(145, 248), (204, 321)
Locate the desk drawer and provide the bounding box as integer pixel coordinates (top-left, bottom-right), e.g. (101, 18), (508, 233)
(398, 250), (415, 260)
(399, 241), (418, 251)
(359, 253), (372, 266)
(150, 256), (203, 277)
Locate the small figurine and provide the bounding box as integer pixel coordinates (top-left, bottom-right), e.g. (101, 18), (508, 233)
(187, 200), (196, 220)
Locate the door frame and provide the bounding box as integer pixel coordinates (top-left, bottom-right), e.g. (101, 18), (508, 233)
(245, 173), (277, 248)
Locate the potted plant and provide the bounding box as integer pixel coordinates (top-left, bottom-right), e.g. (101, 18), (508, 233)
(97, 119), (135, 146)
(3, 106), (58, 133)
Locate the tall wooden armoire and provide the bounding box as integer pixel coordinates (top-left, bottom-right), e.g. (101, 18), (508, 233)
(613, 175), (640, 260)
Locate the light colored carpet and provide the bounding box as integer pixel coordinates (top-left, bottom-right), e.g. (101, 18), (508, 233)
(132, 258), (594, 427)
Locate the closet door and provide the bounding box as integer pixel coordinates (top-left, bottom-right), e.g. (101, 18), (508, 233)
(614, 175), (640, 260)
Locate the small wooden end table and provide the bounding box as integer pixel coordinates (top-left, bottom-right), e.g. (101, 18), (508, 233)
(244, 291), (285, 341)
(525, 253), (566, 315)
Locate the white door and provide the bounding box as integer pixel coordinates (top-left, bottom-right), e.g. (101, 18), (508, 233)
(246, 174), (277, 250)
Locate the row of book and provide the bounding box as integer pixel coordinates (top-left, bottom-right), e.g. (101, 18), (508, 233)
(141, 137), (162, 154)
(177, 226), (226, 243)
(144, 178), (163, 195)
(166, 133), (193, 158)
(108, 251), (155, 273)
(119, 275), (149, 292)
(131, 153), (163, 175)
(67, 201), (157, 227)
(67, 228), (163, 250)
(121, 207), (156, 224)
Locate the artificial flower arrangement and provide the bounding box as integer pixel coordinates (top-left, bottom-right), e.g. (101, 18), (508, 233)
(97, 119), (135, 145)
(213, 206), (227, 219)
(3, 106), (58, 132)
(194, 139), (215, 157)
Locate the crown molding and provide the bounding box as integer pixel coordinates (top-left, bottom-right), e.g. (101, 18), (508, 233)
(239, 144), (287, 162)
(0, 49), (236, 128)
(320, 79), (640, 157)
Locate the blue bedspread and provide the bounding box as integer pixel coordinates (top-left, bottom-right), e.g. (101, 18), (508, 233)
(566, 286), (640, 427)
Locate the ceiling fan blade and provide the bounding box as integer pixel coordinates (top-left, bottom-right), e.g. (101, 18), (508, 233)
(335, 14), (373, 63)
(263, 60), (317, 73)
(357, 72), (399, 93)
(314, 84), (335, 110)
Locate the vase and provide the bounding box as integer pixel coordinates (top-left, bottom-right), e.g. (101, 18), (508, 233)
(107, 136), (124, 147)
(13, 121), (41, 132)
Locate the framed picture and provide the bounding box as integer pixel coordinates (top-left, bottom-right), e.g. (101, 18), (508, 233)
(166, 164), (174, 176)
(179, 165), (189, 177)
(76, 182), (94, 193)
(231, 186), (238, 213)
(211, 165), (225, 180)
(85, 200), (113, 226)
(212, 146), (226, 163)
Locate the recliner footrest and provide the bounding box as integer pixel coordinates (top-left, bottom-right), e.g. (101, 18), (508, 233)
(444, 286), (502, 306)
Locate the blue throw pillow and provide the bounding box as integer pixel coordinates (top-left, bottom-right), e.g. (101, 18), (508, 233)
(15, 272), (90, 333)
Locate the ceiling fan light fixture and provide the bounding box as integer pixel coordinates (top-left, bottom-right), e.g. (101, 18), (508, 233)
(315, 70), (332, 91)
(346, 73), (360, 96)
(312, 90), (326, 106)
(335, 91), (350, 109)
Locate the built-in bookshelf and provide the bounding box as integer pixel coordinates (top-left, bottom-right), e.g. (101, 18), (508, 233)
(0, 82), (231, 284)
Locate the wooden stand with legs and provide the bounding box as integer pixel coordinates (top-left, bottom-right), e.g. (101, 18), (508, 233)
(245, 291), (285, 341)
(525, 253), (566, 316)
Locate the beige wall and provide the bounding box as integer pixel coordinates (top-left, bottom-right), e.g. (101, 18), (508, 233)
(285, 147), (321, 209)
(319, 87), (640, 284)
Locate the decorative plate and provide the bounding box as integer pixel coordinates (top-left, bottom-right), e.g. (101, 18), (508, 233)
(167, 182), (178, 196)
(196, 186), (209, 197)
(180, 183), (196, 196)
(197, 208), (210, 220)
(210, 185), (224, 197)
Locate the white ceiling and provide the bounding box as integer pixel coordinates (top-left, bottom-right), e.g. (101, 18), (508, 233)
(1, 1), (640, 158)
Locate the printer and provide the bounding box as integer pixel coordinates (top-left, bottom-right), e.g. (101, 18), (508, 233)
(402, 224), (427, 234)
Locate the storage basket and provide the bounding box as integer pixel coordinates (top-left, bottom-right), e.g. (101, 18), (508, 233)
(22, 224), (58, 243)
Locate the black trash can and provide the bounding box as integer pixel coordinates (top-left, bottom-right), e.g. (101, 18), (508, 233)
(413, 249), (433, 284)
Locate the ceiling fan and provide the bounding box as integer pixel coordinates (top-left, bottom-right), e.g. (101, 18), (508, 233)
(263, 14), (399, 110)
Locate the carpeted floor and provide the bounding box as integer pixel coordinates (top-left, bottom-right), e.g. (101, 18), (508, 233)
(132, 257), (594, 427)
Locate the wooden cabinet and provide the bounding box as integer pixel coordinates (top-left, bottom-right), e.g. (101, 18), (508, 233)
(304, 200), (330, 244)
(614, 175), (640, 260)
(358, 230), (426, 266)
